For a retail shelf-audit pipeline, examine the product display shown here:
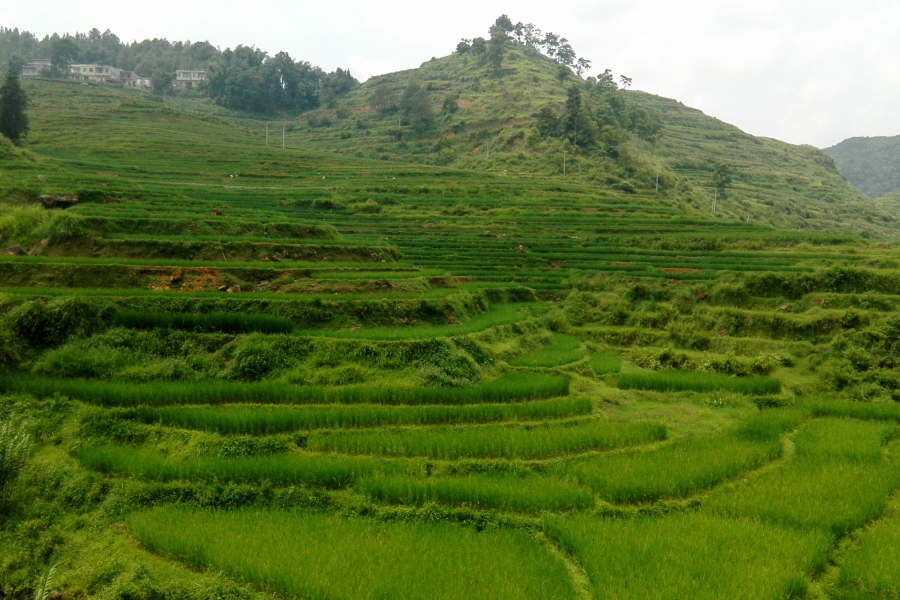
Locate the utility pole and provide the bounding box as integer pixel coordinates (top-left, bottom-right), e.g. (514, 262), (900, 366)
(265, 124), (269, 147)
(282, 126), (285, 149)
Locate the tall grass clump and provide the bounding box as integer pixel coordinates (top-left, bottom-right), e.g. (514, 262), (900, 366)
(125, 397), (591, 434)
(511, 334), (584, 368)
(77, 446), (401, 488)
(127, 508), (575, 600)
(704, 419), (900, 537)
(612, 370), (781, 395)
(359, 474), (594, 513)
(589, 352), (622, 376)
(0, 373), (570, 407)
(113, 311), (295, 334)
(310, 419), (666, 460)
(545, 513), (831, 600)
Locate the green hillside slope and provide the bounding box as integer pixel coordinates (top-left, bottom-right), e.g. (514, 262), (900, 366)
(823, 135), (900, 198)
(270, 45), (890, 236)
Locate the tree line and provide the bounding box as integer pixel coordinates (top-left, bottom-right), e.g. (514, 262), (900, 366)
(0, 27), (358, 115)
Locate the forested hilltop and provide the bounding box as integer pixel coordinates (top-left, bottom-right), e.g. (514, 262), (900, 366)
(824, 135), (900, 199)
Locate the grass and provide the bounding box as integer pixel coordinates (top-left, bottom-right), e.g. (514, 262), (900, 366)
(113, 310), (295, 334)
(837, 497), (900, 599)
(358, 473), (595, 513)
(0, 372), (570, 407)
(124, 397), (592, 434)
(308, 419), (666, 460)
(545, 513), (831, 600)
(557, 409), (805, 503)
(127, 508), (576, 600)
(612, 370), (782, 395)
(589, 352), (622, 376)
(511, 334), (584, 368)
(77, 445), (400, 488)
(703, 419), (900, 537)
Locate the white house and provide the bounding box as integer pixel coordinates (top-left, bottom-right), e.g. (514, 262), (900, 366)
(20, 59), (51, 77)
(174, 69), (208, 89)
(69, 64), (124, 83)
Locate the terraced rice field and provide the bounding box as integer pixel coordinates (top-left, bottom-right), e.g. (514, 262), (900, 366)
(3, 80), (900, 600)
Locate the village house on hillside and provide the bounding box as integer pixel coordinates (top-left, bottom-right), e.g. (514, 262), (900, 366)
(175, 69), (207, 89)
(19, 59), (205, 93)
(20, 59), (50, 77)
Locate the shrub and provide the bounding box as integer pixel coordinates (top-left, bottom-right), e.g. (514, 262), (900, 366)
(8, 298), (105, 348)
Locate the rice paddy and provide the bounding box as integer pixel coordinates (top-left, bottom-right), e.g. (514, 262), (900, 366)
(358, 473), (595, 513)
(703, 420), (900, 537)
(545, 513), (832, 600)
(4, 73), (900, 599)
(612, 370), (782, 395)
(78, 445), (402, 488)
(511, 334), (585, 368)
(125, 397), (592, 434)
(0, 372), (570, 407)
(127, 508), (576, 600)
(309, 419), (667, 460)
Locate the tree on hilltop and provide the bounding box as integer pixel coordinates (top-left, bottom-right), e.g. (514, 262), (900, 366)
(0, 66), (29, 144)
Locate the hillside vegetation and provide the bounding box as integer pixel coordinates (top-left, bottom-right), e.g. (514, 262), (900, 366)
(5, 23), (900, 600)
(275, 41), (891, 236)
(824, 135), (900, 198)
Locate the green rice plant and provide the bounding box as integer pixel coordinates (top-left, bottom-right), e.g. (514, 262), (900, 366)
(127, 508), (575, 600)
(77, 445), (400, 488)
(806, 400), (900, 423)
(791, 419), (898, 462)
(113, 311), (295, 334)
(125, 397), (591, 434)
(612, 370), (782, 395)
(511, 334), (584, 368)
(545, 513), (831, 600)
(557, 409), (805, 503)
(704, 420), (900, 537)
(359, 473), (594, 513)
(0, 372), (570, 407)
(309, 419), (666, 460)
(560, 437), (777, 504)
(589, 352), (622, 376)
(837, 499), (900, 599)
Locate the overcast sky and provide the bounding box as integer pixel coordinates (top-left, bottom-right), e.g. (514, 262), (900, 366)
(2, 0), (898, 148)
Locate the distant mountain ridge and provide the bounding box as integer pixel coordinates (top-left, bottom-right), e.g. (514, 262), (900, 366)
(823, 135), (900, 198)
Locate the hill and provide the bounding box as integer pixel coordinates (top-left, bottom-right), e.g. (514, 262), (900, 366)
(273, 43), (892, 237)
(823, 135), (900, 198)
